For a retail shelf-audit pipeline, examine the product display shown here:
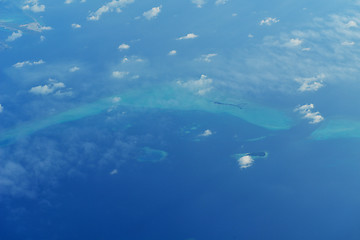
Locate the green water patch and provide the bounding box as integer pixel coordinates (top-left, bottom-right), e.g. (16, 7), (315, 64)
(137, 147), (168, 163)
(0, 84), (294, 145)
(311, 119), (360, 140)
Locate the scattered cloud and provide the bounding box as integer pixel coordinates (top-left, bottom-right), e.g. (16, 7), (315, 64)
(238, 155), (254, 169)
(284, 38), (303, 47)
(248, 34), (254, 38)
(295, 104), (324, 124)
(341, 41), (355, 46)
(118, 43), (130, 50)
(192, 0), (206, 8)
(40, 35), (46, 41)
(177, 33), (198, 40)
(29, 79), (72, 96)
(177, 74), (213, 95)
(0, 104), (3, 113)
(109, 169), (118, 175)
(65, 0), (73, 3)
(13, 59), (45, 68)
(20, 22), (52, 32)
(199, 129), (212, 136)
(112, 71), (129, 78)
(69, 66), (80, 72)
(345, 20), (357, 28)
(71, 23), (81, 29)
(260, 17), (279, 26)
(295, 74), (325, 92)
(143, 5), (162, 20)
(22, 0), (45, 13)
(168, 50), (177, 56)
(88, 0), (135, 21)
(301, 47), (311, 51)
(215, 0), (228, 5)
(6, 30), (23, 42)
(199, 53), (217, 62)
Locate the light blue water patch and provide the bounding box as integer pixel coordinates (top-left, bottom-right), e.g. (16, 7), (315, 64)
(0, 85), (294, 144)
(137, 147), (168, 163)
(311, 119), (360, 140)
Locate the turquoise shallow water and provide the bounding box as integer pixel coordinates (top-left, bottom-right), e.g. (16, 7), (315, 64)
(311, 118), (360, 140)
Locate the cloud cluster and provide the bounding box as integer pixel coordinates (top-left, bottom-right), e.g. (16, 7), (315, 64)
(295, 104), (324, 124)
(13, 59), (45, 68)
(88, 0), (134, 21)
(177, 33), (198, 40)
(6, 31), (23, 42)
(177, 74), (213, 95)
(143, 5), (162, 20)
(295, 74), (325, 92)
(199, 129), (212, 136)
(192, 0), (206, 8)
(20, 22), (52, 32)
(238, 155), (254, 169)
(22, 0), (45, 13)
(260, 17), (279, 26)
(29, 79), (72, 96)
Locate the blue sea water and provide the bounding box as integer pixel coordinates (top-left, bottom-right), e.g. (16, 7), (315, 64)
(2, 0), (360, 239)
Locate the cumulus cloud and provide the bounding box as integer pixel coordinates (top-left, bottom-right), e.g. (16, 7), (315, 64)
(6, 30), (23, 42)
(22, 0), (45, 12)
(118, 43), (130, 50)
(192, 0), (206, 8)
(0, 104), (3, 113)
(295, 74), (325, 92)
(13, 59), (45, 68)
(177, 74), (213, 95)
(143, 5), (162, 20)
(88, 0), (134, 21)
(238, 155), (254, 169)
(71, 23), (81, 29)
(260, 17), (279, 26)
(69, 66), (80, 72)
(29, 79), (72, 96)
(215, 0), (228, 5)
(112, 71), (129, 78)
(294, 104), (324, 124)
(199, 129), (212, 136)
(177, 33), (198, 40)
(20, 22), (52, 32)
(199, 53), (217, 62)
(284, 38), (303, 47)
(168, 50), (177, 56)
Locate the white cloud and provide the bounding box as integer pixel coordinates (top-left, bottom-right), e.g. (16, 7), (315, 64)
(168, 50), (177, 56)
(88, 0), (134, 21)
(40, 35), (46, 41)
(29, 79), (71, 96)
(248, 34), (254, 38)
(118, 43), (130, 50)
(110, 169), (118, 175)
(13, 59), (45, 68)
(6, 30), (23, 42)
(215, 0), (228, 5)
(192, 0), (206, 8)
(177, 74), (213, 95)
(238, 155), (254, 169)
(22, 0), (45, 12)
(301, 47), (311, 51)
(345, 20), (357, 28)
(69, 66), (80, 72)
(284, 38), (303, 47)
(71, 23), (81, 29)
(199, 53), (217, 62)
(0, 104), (3, 113)
(295, 104), (324, 124)
(143, 5), (162, 20)
(295, 74), (325, 92)
(260, 17), (279, 26)
(199, 129), (212, 136)
(20, 22), (52, 32)
(65, 0), (73, 3)
(341, 41), (355, 46)
(177, 33), (198, 40)
(112, 71), (129, 78)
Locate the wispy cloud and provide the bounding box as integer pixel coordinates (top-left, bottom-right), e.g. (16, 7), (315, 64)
(112, 71), (129, 78)
(284, 38), (303, 47)
(29, 79), (72, 96)
(192, 0), (206, 8)
(71, 23), (81, 29)
(168, 50), (177, 56)
(295, 74), (325, 92)
(20, 22), (52, 32)
(0, 104), (3, 113)
(143, 5), (162, 20)
(215, 0), (228, 5)
(6, 30), (22, 42)
(22, 0), (45, 13)
(199, 129), (212, 136)
(13, 59), (45, 68)
(69, 66), (80, 72)
(199, 53), (217, 62)
(260, 17), (279, 26)
(88, 0), (134, 21)
(295, 104), (324, 124)
(177, 33), (198, 40)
